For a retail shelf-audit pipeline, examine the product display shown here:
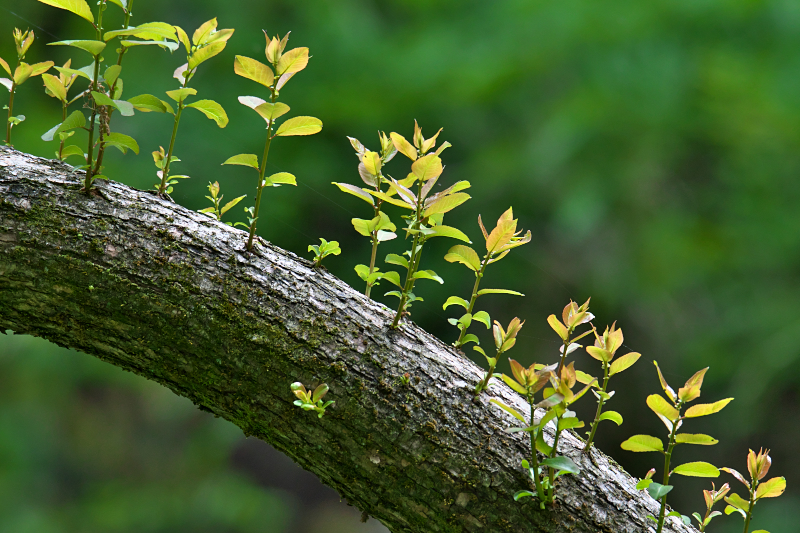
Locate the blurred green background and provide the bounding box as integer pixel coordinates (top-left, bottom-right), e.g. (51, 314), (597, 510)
(1, 0), (799, 531)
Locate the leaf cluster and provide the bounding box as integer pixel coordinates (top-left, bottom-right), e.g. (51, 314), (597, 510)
(290, 382), (334, 418)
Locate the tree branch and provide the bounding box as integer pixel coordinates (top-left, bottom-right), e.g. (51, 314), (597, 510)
(0, 146), (696, 533)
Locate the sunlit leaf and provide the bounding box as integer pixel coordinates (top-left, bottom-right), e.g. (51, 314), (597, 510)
(672, 462), (720, 478)
(29, 62), (54, 77)
(684, 398), (734, 418)
(426, 225), (471, 243)
(254, 102), (290, 123)
(0, 58), (10, 77)
(12, 64), (33, 85)
(646, 394), (680, 421)
(192, 18), (218, 45)
(276, 47), (309, 75)
(621, 434), (663, 453)
(265, 172), (297, 186)
(756, 477), (786, 499)
(54, 110), (85, 136)
(381, 271), (402, 288)
(188, 41), (226, 69)
(186, 99), (228, 127)
(412, 270), (443, 283)
(42, 73), (67, 101)
(60, 145), (84, 160)
(411, 154), (443, 181)
(444, 245), (480, 271)
(102, 132), (139, 154)
(472, 311), (491, 329)
(724, 493), (751, 511)
(443, 296), (469, 311)
(423, 192), (470, 217)
(598, 411), (623, 425)
(234, 55), (274, 87)
(675, 433), (718, 445)
(128, 94), (168, 113)
(609, 352), (641, 376)
(36, 0), (94, 23)
(558, 417), (584, 431)
(119, 39), (179, 52)
(275, 116), (323, 136)
(49, 40), (106, 56)
(477, 288), (524, 297)
(332, 182), (374, 205)
(390, 132), (417, 160)
(222, 153), (259, 169)
(166, 87), (197, 102)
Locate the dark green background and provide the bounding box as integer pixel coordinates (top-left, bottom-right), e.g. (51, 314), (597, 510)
(1, 0), (798, 531)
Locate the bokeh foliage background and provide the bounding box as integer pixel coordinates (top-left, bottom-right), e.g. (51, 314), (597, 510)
(2, 0), (799, 531)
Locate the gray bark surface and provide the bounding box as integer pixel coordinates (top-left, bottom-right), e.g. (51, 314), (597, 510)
(0, 146), (698, 533)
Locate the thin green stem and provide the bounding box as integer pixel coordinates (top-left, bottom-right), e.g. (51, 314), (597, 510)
(92, 0), (134, 175)
(454, 256), (489, 348)
(58, 102), (67, 159)
(5, 81), (16, 146)
(742, 482), (757, 533)
(84, 1), (106, 193)
(391, 177), (426, 328)
(246, 91), (278, 251)
(528, 394), (546, 508)
(656, 418), (680, 533)
(157, 74), (191, 194)
(547, 413), (565, 503)
(583, 362), (610, 451)
(365, 235), (378, 297)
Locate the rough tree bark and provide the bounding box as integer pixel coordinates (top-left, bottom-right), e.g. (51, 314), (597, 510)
(0, 146), (697, 533)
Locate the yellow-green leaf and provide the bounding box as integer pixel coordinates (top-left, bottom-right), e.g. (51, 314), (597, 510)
(444, 245), (480, 271)
(684, 398), (733, 418)
(275, 116), (322, 137)
(490, 399), (527, 423)
(609, 352), (641, 376)
(672, 461), (720, 478)
(0, 57), (10, 76)
(49, 40), (106, 56)
(42, 73), (66, 101)
(254, 102), (290, 123)
(37, 0), (94, 23)
(390, 132), (417, 161)
(233, 55), (274, 87)
(724, 493), (751, 512)
(547, 315), (568, 340)
(476, 289), (524, 296)
(332, 182), (374, 205)
(102, 132), (139, 154)
(275, 47), (309, 75)
(222, 153), (259, 169)
(165, 87), (197, 102)
(675, 433), (718, 445)
(620, 434), (663, 453)
(426, 225), (471, 243)
(186, 99), (228, 127)
(265, 172), (296, 186)
(362, 150), (381, 176)
(586, 346), (612, 363)
(647, 394), (680, 421)
(188, 41), (226, 70)
(756, 477), (786, 499)
(13, 64), (33, 85)
(411, 154), (443, 181)
(598, 411), (623, 425)
(423, 192), (470, 217)
(29, 62), (54, 77)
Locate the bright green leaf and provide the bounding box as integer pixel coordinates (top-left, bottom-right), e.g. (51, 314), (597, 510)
(672, 462), (720, 478)
(332, 182), (373, 205)
(165, 87), (197, 102)
(36, 0), (94, 23)
(477, 288), (524, 297)
(423, 192), (471, 217)
(675, 433), (718, 445)
(684, 398), (734, 418)
(128, 94), (168, 113)
(443, 296), (470, 311)
(275, 116), (323, 137)
(598, 411), (623, 425)
(264, 172), (296, 186)
(609, 352), (641, 376)
(103, 132), (139, 154)
(621, 434), (663, 453)
(472, 311), (491, 329)
(234, 55), (274, 87)
(188, 41), (226, 69)
(49, 40), (106, 56)
(222, 153), (259, 169)
(186, 99), (228, 127)
(444, 245), (480, 271)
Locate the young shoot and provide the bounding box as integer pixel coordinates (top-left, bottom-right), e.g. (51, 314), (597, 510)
(374, 122), (471, 328)
(198, 181), (245, 225)
(579, 322), (642, 452)
(622, 362), (734, 533)
(443, 207), (530, 349)
(41, 60), (84, 162)
(536, 361), (594, 504)
(722, 448), (786, 533)
(291, 382), (334, 418)
(225, 32), (322, 251)
(308, 238), (341, 268)
(1, 29), (53, 146)
(692, 482), (730, 532)
(473, 317), (523, 397)
(333, 133), (398, 298)
(490, 360), (560, 509)
(137, 18), (232, 195)
(37, 0), (175, 191)
(546, 299), (595, 378)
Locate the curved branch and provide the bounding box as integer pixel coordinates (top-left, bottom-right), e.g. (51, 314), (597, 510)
(0, 146), (696, 533)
